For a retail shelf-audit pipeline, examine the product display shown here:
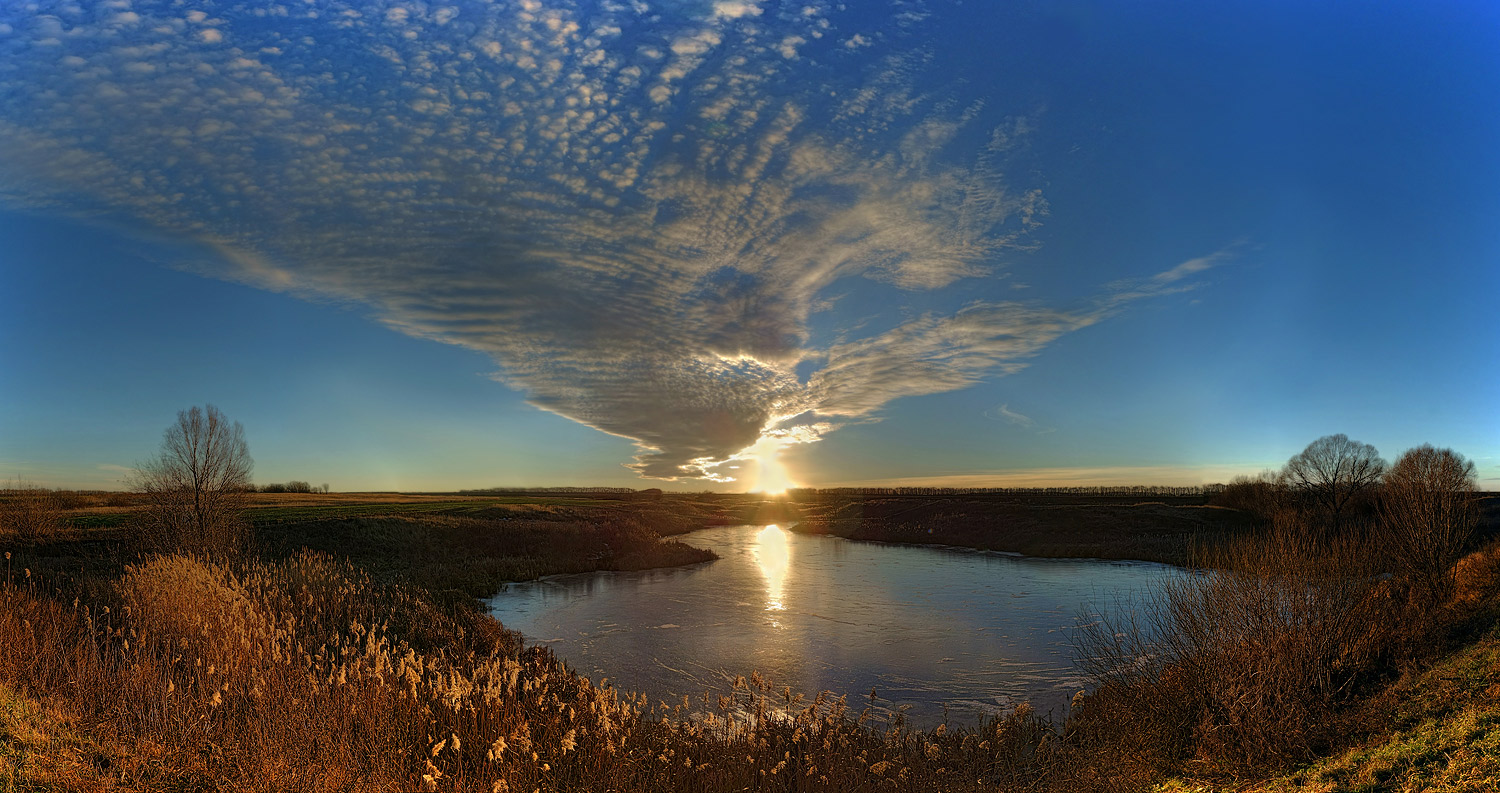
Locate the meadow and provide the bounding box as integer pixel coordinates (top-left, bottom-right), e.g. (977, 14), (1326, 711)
(2, 486), (1498, 792)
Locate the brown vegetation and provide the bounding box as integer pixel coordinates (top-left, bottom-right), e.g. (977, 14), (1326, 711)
(1072, 442), (1493, 786)
(0, 481), (67, 543)
(4, 418), (1497, 792)
(1380, 444), (1479, 606)
(0, 550), (1077, 792)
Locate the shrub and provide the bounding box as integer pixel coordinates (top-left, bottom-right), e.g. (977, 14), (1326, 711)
(1208, 471), (1285, 522)
(1075, 515), (1399, 775)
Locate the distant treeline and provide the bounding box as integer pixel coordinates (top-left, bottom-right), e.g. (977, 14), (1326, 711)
(460, 486), (644, 494)
(258, 481), (329, 494)
(790, 484), (1227, 497)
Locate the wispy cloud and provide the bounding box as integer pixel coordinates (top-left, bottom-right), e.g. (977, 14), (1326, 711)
(0, 0), (1222, 482)
(986, 404), (1035, 429)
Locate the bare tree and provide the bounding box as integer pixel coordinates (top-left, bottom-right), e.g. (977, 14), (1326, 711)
(130, 405), (254, 555)
(1380, 444), (1478, 605)
(1281, 433), (1385, 532)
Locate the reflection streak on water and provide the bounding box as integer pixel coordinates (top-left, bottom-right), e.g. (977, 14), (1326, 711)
(486, 525), (1171, 727)
(755, 524), (790, 613)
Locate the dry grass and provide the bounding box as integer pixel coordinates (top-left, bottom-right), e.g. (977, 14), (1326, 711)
(4, 487), (1496, 792)
(0, 552), (1076, 792)
(0, 484), (68, 544)
(1453, 538), (1500, 606)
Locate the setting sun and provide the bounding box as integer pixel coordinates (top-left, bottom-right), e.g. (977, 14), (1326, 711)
(3, 1), (1494, 788)
(745, 436), (797, 495)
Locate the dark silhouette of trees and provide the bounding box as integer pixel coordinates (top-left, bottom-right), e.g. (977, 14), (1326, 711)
(1380, 444), (1479, 605)
(1280, 433), (1386, 531)
(130, 405), (253, 555)
(1208, 470), (1286, 522)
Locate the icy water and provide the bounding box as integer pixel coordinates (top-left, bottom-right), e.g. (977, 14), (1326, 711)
(485, 524), (1172, 726)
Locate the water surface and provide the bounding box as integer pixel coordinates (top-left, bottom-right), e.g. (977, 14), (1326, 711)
(486, 525), (1170, 726)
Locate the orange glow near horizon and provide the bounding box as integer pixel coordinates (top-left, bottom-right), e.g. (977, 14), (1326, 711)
(745, 436), (797, 495)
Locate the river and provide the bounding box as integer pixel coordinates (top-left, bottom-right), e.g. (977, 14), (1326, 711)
(485, 524), (1172, 726)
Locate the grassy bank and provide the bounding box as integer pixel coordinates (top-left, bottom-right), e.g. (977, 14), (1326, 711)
(3, 489), (1500, 791)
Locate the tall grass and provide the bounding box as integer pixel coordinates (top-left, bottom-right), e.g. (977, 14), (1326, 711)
(3, 485), (1492, 790)
(0, 551), (1070, 792)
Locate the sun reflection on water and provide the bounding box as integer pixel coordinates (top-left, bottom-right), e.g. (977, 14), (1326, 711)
(754, 524), (791, 613)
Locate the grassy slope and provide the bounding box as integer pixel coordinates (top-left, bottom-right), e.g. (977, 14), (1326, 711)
(1156, 615), (1500, 793)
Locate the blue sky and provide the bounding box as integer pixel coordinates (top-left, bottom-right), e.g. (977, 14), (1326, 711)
(1, 0), (1496, 491)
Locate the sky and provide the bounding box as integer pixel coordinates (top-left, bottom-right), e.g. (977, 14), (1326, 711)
(1, 0), (1497, 492)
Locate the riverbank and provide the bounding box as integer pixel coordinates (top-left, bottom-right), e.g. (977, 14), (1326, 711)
(12, 491), (740, 601)
(4, 489), (1500, 791)
(787, 493), (1254, 566)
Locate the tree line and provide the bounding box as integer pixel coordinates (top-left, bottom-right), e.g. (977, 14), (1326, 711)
(257, 481), (329, 494)
(791, 485), (1227, 497)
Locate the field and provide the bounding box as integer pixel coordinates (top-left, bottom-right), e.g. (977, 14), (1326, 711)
(3, 487), (1500, 792)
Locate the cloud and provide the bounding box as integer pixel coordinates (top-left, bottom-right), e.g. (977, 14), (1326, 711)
(986, 404), (1034, 428)
(712, 1), (763, 19)
(0, 0), (1221, 483)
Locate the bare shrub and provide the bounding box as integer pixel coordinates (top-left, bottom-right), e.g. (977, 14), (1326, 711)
(1075, 514), (1396, 775)
(1208, 470), (1286, 522)
(0, 480), (65, 542)
(1378, 444), (1479, 607)
(129, 405), (254, 556)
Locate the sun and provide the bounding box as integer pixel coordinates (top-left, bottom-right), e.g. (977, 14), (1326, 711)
(746, 436), (797, 495)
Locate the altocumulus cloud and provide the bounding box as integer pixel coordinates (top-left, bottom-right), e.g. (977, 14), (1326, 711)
(0, 0), (1216, 481)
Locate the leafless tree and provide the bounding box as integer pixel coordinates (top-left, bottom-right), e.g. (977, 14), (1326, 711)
(1380, 444), (1478, 605)
(1281, 433), (1385, 531)
(129, 405), (253, 555)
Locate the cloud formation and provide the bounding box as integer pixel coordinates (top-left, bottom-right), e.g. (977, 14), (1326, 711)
(0, 0), (1215, 481)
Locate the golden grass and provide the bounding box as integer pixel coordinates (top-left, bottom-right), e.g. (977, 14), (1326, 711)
(3, 489), (1495, 792)
(0, 552), (1074, 792)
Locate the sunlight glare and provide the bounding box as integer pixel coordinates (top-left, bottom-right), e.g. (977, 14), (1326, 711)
(754, 524), (791, 612)
(747, 436), (797, 495)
